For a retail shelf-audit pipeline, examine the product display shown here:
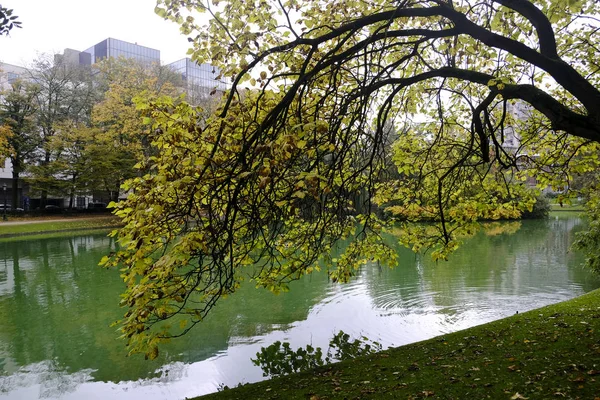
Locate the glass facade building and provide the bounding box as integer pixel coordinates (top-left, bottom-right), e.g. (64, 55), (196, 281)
(0, 62), (27, 91)
(54, 39), (227, 103)
(168, 58), (227, 101)
(82, 38), (160, 65)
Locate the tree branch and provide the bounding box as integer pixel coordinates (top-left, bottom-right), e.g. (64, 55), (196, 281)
(494, 0), (558, 58)
(351, 66), (599, 142)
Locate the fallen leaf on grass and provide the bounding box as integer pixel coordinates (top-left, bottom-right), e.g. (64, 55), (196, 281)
(510, 393), (528, 399)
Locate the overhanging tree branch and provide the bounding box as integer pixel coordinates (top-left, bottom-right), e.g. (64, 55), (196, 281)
(103, 0), (600, 356)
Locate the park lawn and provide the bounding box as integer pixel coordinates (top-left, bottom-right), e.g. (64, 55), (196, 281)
(0, 215), (122, 238)
(199, 289), (600, 400)
(550, 203), (586, 212)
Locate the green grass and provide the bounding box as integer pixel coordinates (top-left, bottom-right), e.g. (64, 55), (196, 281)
(0, 215), (122, 238)
(550, 203), (585, 212)
(549, 210), (587, 220)
(0, 227), (117, 243)
(199, 289), (600, 399)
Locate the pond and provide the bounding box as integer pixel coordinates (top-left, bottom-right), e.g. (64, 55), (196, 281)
(0, 215), (599, 399)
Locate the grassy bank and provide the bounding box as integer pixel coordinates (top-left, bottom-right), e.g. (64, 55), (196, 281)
(549, 203), (585, 212)
(199, 289), (600, 399)
(0, 215), (121, 238)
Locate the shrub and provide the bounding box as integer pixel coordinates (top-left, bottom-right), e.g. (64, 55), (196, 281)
(521, 194), (550, 219)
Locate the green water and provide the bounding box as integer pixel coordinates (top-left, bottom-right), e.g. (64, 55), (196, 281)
(0, 216), (599, 399)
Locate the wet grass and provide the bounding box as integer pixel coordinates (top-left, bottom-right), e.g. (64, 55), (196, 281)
(550, 203), (585, 212)
(0, 227), (116, 243)
(0, 215), (121, 238)
(198, 289), (600, 399)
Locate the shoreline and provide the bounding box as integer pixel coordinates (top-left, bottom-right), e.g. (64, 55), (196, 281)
(0, 215), (122, 239)
(196, 288), (600, 399)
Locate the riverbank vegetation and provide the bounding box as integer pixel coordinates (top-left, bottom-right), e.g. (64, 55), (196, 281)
(198, 288), (600, 400)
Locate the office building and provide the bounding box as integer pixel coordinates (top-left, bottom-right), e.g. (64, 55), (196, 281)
(82, 38), (160, 65)
(167, 58), (227, 102)
(55, 39), (227, 97)
(0, 62), (27, 91)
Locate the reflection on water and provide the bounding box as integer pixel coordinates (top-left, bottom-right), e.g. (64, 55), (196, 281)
(0, 361), (95, 399)
(0, 216), (599, 399)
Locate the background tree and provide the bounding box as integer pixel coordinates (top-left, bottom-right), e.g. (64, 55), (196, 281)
(0, 80), (40, 208)
(0, 125), (11, 160)
(89, 58), (183, 202)
(25, 55), (97, 206)
(39, 121), (102, 209)
(23, 56), (187, 208)
(105, 0), (600, 357)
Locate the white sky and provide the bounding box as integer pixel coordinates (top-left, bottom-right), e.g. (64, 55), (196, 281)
(0, 0), (194, 67)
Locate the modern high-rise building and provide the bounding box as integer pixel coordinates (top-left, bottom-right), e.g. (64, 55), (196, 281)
(167, 58), (227, 102)
(56, 39), (228, 97)
(82, 38), (160, 65)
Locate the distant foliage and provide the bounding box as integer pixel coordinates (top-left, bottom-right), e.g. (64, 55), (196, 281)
(521, 194), (550, 219)
(575, 192), (600, 273)
(252, 331), (382, 378)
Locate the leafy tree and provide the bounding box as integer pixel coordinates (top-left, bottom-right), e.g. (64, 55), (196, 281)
(25, 57), (187, 207)
(93, 57), (182, 97)
(0, 80), (40, 208)
(0, 5), (20, 36)
(105, 0), (600, 357)
(374, 119), (546, 257)
(25, 55), (97, 205)
(40, 121), (103, 208)
(89, 58), (183, 202)
(0, 125), (11, 160)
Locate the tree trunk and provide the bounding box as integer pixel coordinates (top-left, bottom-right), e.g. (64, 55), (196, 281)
(68, 174), (77, 209)
(40, 151), (51, 209)
(11, 157), (20, 210)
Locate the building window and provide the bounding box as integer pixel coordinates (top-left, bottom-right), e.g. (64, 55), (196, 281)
(7, 72), (19, 83)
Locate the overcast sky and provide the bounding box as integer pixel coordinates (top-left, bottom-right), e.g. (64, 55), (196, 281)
(0, 0), (194, 67)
